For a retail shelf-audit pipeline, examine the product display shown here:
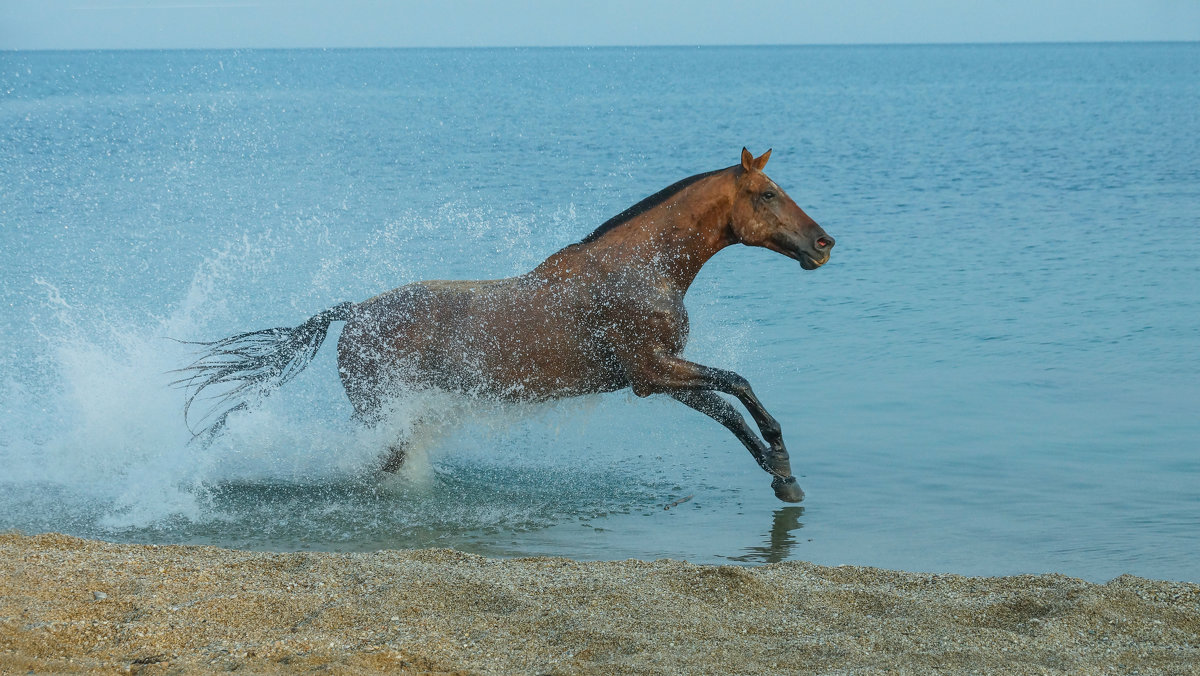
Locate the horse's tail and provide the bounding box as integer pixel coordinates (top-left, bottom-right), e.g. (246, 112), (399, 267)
(171, 301), (355, 441)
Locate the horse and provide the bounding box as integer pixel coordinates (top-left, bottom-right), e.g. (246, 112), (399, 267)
(175, 148), (835, 502)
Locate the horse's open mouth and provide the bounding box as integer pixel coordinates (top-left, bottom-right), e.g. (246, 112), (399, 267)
(798, 252), (829, 270)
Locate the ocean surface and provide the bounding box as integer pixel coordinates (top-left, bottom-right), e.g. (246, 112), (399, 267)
(1, 44), (1198, 582)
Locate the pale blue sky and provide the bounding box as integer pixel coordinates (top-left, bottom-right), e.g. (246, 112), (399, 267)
(2, 0), (1198, 50)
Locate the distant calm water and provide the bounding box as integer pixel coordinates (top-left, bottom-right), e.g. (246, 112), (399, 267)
(2, 44), (1198, 582)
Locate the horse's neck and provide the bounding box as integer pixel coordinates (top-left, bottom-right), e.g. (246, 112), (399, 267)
(542, 177), (735, 294)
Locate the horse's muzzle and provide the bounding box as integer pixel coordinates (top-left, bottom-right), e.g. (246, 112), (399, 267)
(806, 234), (835, 269)
(780, 232), (834, 270)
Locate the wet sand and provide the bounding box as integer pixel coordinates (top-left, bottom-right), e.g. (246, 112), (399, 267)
(2, 532), (1198, 674)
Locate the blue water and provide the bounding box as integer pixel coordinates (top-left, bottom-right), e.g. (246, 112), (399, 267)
(2, 44), (1198, 582)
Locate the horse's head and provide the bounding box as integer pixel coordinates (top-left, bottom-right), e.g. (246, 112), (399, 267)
(730, 148), (834, 270)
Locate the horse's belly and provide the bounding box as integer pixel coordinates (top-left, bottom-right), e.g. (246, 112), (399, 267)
(338, 280), (625, 402)
(454, 301), (624, 399)
(473, 332), (623, 399)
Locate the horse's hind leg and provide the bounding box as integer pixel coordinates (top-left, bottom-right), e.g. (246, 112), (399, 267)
(338, 371), (410, 473)
(348, 403), (412, 474)
(381, 418), (446, 476)
(380, 443), (407, 473)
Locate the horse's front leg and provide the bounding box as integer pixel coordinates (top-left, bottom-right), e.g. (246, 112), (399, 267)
(629, 352), (801, 502)
(670, 390), (804, 503)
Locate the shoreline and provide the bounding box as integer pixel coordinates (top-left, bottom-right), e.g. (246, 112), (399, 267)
(2, 532), (1198, 674)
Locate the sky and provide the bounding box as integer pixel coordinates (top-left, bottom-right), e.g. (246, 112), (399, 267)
(2, 0), (1198, 50)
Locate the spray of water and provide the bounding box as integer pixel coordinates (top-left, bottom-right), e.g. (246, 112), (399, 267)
(0, 207), (718, 551)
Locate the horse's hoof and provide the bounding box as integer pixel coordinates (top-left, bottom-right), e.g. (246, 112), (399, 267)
(771, 476), (805, 503)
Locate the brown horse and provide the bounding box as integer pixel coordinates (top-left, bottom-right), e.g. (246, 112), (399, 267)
(176, 148), (834, 502)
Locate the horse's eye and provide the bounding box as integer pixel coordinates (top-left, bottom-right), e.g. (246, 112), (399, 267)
(762, 191), (776, 201)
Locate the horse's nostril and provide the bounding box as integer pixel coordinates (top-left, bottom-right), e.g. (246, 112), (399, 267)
(816, 237), (833, 249)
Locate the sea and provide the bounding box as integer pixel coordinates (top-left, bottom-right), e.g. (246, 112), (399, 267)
(1, 43), (1197, 582)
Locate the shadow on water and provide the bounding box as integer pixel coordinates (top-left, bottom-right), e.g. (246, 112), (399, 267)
(727, 506), (806, 564)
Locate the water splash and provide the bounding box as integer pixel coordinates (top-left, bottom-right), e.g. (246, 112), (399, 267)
(0, 212), (700, 550)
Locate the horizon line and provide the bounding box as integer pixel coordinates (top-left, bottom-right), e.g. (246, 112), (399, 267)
(4, 39), (1198, 53)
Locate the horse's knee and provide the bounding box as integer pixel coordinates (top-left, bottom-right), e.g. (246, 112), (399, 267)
(761, 418), (782, 441)
(724, 373), (752, 398)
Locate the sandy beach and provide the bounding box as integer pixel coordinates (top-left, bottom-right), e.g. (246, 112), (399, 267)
(1, 532), (1197, 674)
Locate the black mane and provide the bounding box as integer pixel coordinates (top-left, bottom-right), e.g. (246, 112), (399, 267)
(578, 167), (728, 245)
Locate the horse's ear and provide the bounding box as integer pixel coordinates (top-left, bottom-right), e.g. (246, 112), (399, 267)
(740, 147), (754, 171)
(754, 149), (771, 170)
